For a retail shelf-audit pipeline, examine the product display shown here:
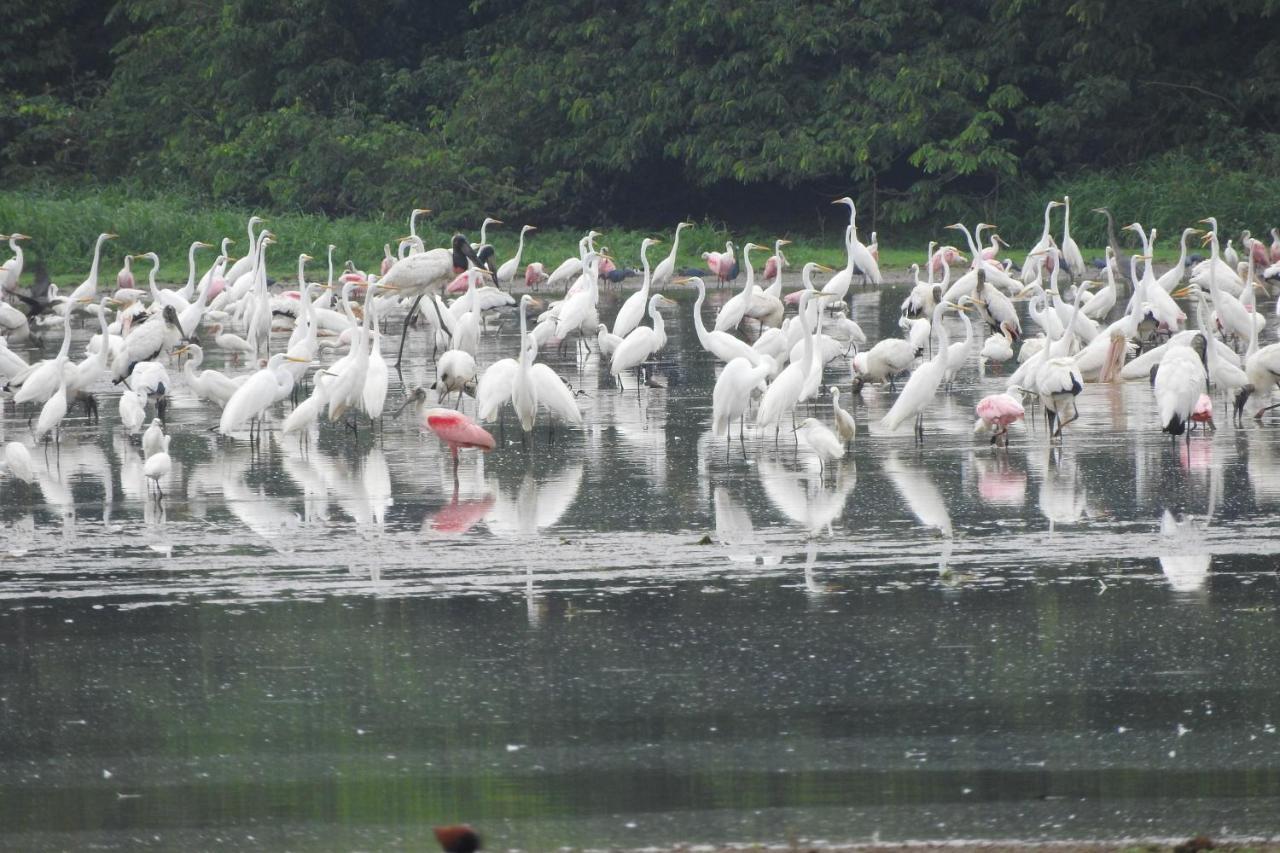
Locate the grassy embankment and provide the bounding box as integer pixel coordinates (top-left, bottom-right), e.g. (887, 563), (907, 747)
(0, 185), (1213, 288)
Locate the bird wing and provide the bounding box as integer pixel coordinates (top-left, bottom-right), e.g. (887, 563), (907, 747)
(528, 363), (584, 425)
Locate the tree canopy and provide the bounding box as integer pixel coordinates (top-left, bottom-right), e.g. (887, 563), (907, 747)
(3, 0), (1277, 231)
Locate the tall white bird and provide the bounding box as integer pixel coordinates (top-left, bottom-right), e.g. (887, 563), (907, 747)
(612, 237), (660, 339)
(1059, 195), (1086, 280)
(177, 343), (244, 408)
(829, 385), (856, 443)
(882, 301), (953, 438)
(1022, 200), (1063, 284)
(496, 225), (536, 287)
(712, 356), (773, 445)
(757, 291), (828, 435)
(689, 277), (764, 366)
(219, 353), (305, 435)
(66, 233), (118, 306)
(833, 197), (882, 284)
(715, 243), (765, 332)
(611, 293), (676, 387)
(650, 221), (693, 292)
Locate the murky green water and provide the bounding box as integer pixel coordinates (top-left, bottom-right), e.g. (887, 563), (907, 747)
(2, 282), (1279, 850)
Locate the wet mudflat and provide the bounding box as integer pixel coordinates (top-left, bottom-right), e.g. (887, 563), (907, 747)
(1, 280), (1279, 850)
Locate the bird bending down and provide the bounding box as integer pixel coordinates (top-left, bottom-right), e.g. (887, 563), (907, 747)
(974, 391), (1025, 446)
(1153, 332), (1209, 441)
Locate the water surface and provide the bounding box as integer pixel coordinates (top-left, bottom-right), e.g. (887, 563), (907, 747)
(2, 281), (1279, 850)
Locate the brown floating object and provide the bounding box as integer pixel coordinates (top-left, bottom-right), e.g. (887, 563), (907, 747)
(434, 824), (481, 853)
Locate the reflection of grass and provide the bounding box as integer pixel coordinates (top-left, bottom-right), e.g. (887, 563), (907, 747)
(2, 187), (1179, 285)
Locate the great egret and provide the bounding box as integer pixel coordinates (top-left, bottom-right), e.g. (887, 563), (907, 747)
(883, 301), (953, 438)
(1022, 200), (1063, 284)
(851, 337), (915, 389)
(1060, 195), (1086, 280)
(651, 222), (693, 291)
(497, 225), (536, 287)
(711, 355), (773, 446)
(688, 277), (764, 366)
(715, 242), (764, 332)
(176, 343), (244, 408)
(832, 197), (882, 284)
(66, 233), (117, 306)
(119, 388), (146, 433)
(219, 353), (306, 436)
(610, 293), (676, 389)
(1155, 228), (1200, 293)
(0, 233), (31, 293)
(758, 291), (829, 436)
(612, 237), (660, 339)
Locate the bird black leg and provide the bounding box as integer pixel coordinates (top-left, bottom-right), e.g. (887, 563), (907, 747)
(396, 292), (426, 367)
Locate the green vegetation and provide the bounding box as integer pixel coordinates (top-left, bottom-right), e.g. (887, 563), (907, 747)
(3, 0), (1278, 241)
(2, 185), (1192, 287)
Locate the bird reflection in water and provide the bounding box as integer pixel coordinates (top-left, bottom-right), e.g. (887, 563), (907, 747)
(713, 487), (780, 566)
(1159, 447), (1221, 593)
(757, 456), (854, 537)
(883, 450), (952, 538)
(969, 450), (1027, 508)
(1031, 446), (1087, 531)
(483, 464), (583, 538)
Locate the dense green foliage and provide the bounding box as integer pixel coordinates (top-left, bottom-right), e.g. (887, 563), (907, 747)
(3, 0), (1278, 233)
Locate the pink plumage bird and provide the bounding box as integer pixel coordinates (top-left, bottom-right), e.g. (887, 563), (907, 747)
(116, 255), (136, 291)
(1190, 393), (1214, 430)
(424, 407), (496, 468)
(525, 262), (547, 289)
(929, 246), (966, 275)
(445, 271), (470, 294)
(974, 392), (1025, 446)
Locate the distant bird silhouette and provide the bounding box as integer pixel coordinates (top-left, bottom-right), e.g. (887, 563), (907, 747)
(434, 824), (481, 853)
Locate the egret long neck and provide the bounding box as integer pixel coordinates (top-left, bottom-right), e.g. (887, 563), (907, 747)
(88, 236), (107, 285)
(639, 243), (652, 298)
(693, 281), (711, 346)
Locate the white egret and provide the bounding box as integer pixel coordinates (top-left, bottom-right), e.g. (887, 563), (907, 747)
(2, 441), (34, 483)
(833, 197), (882, 284)
(496, 225), (536, 287)
(883, 301), (953, 438)
(219, 353), (306, 436)
(1060, 195), (1086, 279)
(795, 417), (845, 473)
(829, 385), (856, 443)
(711, 355), (773, 446)
(144, 434), (172, 498)
(688, 277), (764, 366)
(715, 242), (764, 333)
(650, 222), (693, 291)
(612, 237), (660, 339)
(610, 293), (676, 388)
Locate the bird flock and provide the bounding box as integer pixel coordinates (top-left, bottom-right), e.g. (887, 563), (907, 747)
(2, 198), (1280, 501)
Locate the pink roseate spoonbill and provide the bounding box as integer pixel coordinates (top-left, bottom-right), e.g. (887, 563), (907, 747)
(525, 262), (548, 289)
(597, 251), (617, 280)
(1270, 228), (1280, 264)
(929, 245), (966, 276)
(116, 254), (136, 291)
(974, 391), (1025, 446)
(381, 244), (395, 276)
(445, 271), (470, 294)
(424, 406), (495, 470)
(1191, 393), (1214, 431)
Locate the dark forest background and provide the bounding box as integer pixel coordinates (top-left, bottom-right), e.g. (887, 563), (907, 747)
(3, 0), (1278, 240)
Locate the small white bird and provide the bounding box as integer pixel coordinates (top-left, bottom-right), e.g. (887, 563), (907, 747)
(144, 434), (172, 498)
(829, 386), (856, 443)
(794, 417), (845, 474)
(2, 441), (34, 483)
(119, 389), (147, 434)
(142, 418), (166, 459)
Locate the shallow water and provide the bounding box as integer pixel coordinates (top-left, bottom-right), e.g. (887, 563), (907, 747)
(2, 281), (1280, 850)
